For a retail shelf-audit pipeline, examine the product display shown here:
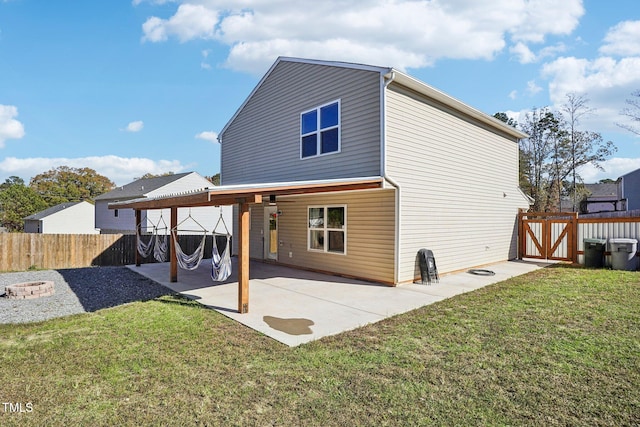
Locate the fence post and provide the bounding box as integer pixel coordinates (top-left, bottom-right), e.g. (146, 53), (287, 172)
(571, 212), (578, 264)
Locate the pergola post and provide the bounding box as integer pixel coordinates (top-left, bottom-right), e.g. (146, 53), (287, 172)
(170, 206), (178, 282)
(135, 209), (142, 267)
(238, 201), (250, 313)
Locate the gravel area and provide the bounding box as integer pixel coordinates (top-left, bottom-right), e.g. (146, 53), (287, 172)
(0, 266), (174, 325)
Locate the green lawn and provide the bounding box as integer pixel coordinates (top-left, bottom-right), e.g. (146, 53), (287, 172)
(1, 265), (638, 426)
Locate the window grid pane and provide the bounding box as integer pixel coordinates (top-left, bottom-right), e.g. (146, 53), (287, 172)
(327, 231), (344, 253)
(308, 206), (345, 254)
(320, 103), (339, 128)
(321, 128), (339, 154)
(301, 111), (317, 134)
(301, 135), (318, 158)
(300, 101), (339, 159)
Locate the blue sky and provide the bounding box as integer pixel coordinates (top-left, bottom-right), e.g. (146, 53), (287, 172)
(1, 0), (638, 186)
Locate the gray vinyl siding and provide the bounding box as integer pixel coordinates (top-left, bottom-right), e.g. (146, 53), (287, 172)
(95, 199), (137, 234)
(385, 84), (530, 282)
(241, 189), (396, 284)
(231, 204), (265, 259)
(622, 169), (640, 211)
(221, 61), (382, 185)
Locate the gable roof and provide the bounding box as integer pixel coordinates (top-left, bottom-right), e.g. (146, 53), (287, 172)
(24, 201), (85, 221)
(94, 172), (193, 201)
(219, 56), (527, 140)
(584, 182), (621, 199)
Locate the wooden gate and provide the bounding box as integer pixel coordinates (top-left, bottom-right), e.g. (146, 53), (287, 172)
(519, 212), (577, 262)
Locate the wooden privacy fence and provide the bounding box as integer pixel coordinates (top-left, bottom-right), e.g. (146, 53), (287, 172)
(519, 212), (640, 264)
(0, 233), (221, 272)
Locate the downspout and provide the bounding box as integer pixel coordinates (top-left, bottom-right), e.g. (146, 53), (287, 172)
(381, 70), (401, 285)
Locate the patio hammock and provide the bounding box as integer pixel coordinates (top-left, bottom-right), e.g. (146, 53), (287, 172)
(136, 226), (155, 258)
(171, 210), (208, 271)
(172, 231), (206, 270)
(211, 213), (232, 282)
(136, 213), (168, 259)
(152, 213), (169, 263)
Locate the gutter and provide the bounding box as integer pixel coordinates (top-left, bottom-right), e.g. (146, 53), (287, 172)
(381, 70), (401, 285)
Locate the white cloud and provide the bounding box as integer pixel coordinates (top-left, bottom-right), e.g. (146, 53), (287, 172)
(124, 120), (144, 132)
(526, 80), (542, 95)
(140, 0), (584, 74)
(142, 3), (218, 43)
(509, 90), (518, 100)
(195, 131), (218, 143)
(507, 0), (583, 43)
(510, 42), (536, 64)
(541, 55), (640, 132)
(0, 104), (25, 148)
(578, 157), (640, 182)
(511, 42), (567, 64)
(600, 20), (640, 56)
(201, 49), (212, 70)
(0, 155), (187, 186)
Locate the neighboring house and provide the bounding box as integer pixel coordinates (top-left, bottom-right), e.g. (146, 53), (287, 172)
(214, 57), (531, 284)
(24, 201), (98, 234)
(621, 167), (640, 211)
(580, 182), (626, 213)
(95, 172), (232, 235)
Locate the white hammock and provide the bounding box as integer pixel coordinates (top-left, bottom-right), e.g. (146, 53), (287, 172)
(153, 231), (169, 262)
(136, 213), (169, 261)
(136, 227), (155, 258)
(172, 230), (206, 270)
(171, 210), (208, 271)
(211, 233), (232, 282)
(152, 213), (169, 262)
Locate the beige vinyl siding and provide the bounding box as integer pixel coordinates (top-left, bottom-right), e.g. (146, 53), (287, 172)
(231, 203), (265, 259)
(385, 84), (529, 282)
(221, 61), (381, 185)
(250, 189), (396, 284)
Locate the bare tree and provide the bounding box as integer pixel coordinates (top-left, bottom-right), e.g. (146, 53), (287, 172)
(560, 93), (616, 211)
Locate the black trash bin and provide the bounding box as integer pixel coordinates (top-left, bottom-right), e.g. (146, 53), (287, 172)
(584, 238), (606, 268)
(416, 249), (439, 285)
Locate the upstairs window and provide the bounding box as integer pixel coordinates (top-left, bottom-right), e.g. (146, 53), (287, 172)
(300, 100), (340, 158)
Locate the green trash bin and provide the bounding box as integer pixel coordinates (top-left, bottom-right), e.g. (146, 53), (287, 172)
(609, 238), (638, 271)
(584, 238), (606, 268)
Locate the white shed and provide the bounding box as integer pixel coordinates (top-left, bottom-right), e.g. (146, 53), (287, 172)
(24, 201), (99, 234)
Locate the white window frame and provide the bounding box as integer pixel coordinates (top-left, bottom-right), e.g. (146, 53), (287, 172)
(307, 205), (347, 255)
(300, 99), (341, 159)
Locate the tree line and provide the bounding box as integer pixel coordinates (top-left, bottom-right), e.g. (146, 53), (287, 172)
(494, 91), (640, 212)
(0, 167), (221, 232)
(0, 166), (115, 232)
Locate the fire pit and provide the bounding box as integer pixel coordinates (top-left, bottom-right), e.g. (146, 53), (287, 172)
(4, 281), (55, 300)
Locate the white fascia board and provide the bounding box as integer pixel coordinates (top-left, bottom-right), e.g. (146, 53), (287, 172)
(388, 70), (529, 140)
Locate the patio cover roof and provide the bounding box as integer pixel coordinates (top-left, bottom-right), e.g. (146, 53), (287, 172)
(108, 176), (385, 314)
(108, 176), (384, 210)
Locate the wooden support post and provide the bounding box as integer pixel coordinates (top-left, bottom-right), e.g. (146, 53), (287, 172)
(170, 206), (178, 282)
(135, 209), (142, 267)
(237, 201), (250, 313)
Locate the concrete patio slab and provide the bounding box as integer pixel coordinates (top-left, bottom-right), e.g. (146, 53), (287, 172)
(128, 258), (552, 347)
